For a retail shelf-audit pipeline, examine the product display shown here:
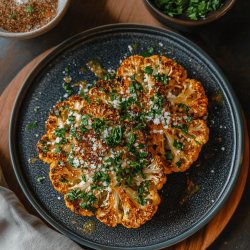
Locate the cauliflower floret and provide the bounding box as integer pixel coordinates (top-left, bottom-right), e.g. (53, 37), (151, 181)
(149, 119), (209, 173)
(143, 55), (187, 83)
(49, 161), (82, 193)
(167, 79), (208, 118)
(117, 55), (187, 84)
(117, 55), (145, 83)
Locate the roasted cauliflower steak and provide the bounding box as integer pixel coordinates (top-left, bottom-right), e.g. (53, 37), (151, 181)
(115, 55), (209, 173)
(37, 95), (166, 228)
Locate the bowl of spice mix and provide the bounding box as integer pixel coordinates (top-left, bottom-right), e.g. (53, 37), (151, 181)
(0, 0), (71, 39)
(144, 0), (236, 31)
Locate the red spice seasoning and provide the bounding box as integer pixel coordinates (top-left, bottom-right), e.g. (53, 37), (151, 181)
(0, 0), (58, 32)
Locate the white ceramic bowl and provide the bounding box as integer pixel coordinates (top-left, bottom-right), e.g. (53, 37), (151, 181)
(0, 0), (71, 39)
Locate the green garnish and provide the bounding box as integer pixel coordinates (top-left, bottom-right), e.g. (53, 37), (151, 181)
(55, 145), (62, 153)
(105, 126), (123, 147)
(81, 175), (87, 182)
(176, 159), (183, 168)
(64, 66), (70, 74)
(37, 176), (45, 183)
(127, 133), (136, 145)
(172, 123), (188, 134)
(141, 47), (154, 57)
(79, 125), (89, 134)
(81, 114), (90, 126)
(137, 181), (150, 206)
(79, 92), (91, 104)
(60, 177), (68, 183)
(165, 151), (173, 160)
(139, 152), (148, 158)
(154, 73), (169, 85)
(40, 140), (49, 153)
(109, 89), (117, 101)
(154, 0), (224, 20)
(70, 127), (82, 141)
(103, 72), (116, 80)
(63, 83), (74, 96)
(144, 66), (154, 75)
(178, 103), (190, 114)
(92, 118), (105, 133)
(9, 12), (17, 19)
(68, 115), (75, 124)
(173, 139), (183, 150)
(26, 5), (35, 14)
(155, 0), (183, 17)
(187, 0), (223, 20)
(54, 128), (66, 138)
(92, 171), (110, 184)
(67, 189), (97, 212)
(185, 116), (193, 123)
(26, 121), (37, 130)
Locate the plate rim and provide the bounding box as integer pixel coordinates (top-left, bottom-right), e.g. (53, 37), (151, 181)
(9, 23), (244, 250)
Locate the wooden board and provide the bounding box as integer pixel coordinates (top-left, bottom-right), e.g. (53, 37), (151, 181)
(0, 49), (248, 250)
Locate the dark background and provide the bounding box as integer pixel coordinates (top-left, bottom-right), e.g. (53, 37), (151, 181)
(0, 0), (249, 249)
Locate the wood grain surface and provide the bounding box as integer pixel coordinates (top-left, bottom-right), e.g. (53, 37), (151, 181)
(0, 1), (249, 249)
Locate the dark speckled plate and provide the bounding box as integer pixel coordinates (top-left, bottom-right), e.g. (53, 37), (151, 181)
(9, 24), (244, 249)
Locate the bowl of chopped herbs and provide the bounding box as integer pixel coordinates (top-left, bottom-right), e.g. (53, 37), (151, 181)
(144, 0), (236, 30)
(0, 0), (71, 39)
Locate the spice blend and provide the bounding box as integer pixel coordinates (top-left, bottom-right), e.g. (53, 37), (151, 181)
(0, 0), (58, 32)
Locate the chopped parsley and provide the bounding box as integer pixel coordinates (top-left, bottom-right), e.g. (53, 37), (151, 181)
(81, 175), (87, 182)
(60, 177), (68, 183)
(66, 189), (97, 212)
(64, 66), (70, 74)
(154, 0), (224, 20)
(79, 125), (89, 134)
(25, 121), (37, 130)
(144, 66), (154, 75)
(172, 123), (188, 134)
(92, 171), (110, 184)
(54, 128), (66, 138)
(63, 83), (74, 96)
(81, 114), (90, 126)
(55, 145), (62, 153)
(137, 181), (150, 206)
(165, 151), (173, 160)
(40, 140), (49, 153)
(154, 73), (169, 85)
(176, 159), (183, 168)
(103, 72), (116, 80)
(187, 0), (223, 20)
(92, 118), (105, 133)
(37, 176), (45, 183)
(141, 47), (154, 57)
(173, 139), (183, 150)
(109, 88), (117, 101)
(79, 92), (91, 104)
(127, 133), (136, 145)
(185, 116), (193, 123)
(178, 103), (190, 114)
(105, 126), (123, 147)
(26, 5), (35, 14)
(155, 0), (183, 17)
